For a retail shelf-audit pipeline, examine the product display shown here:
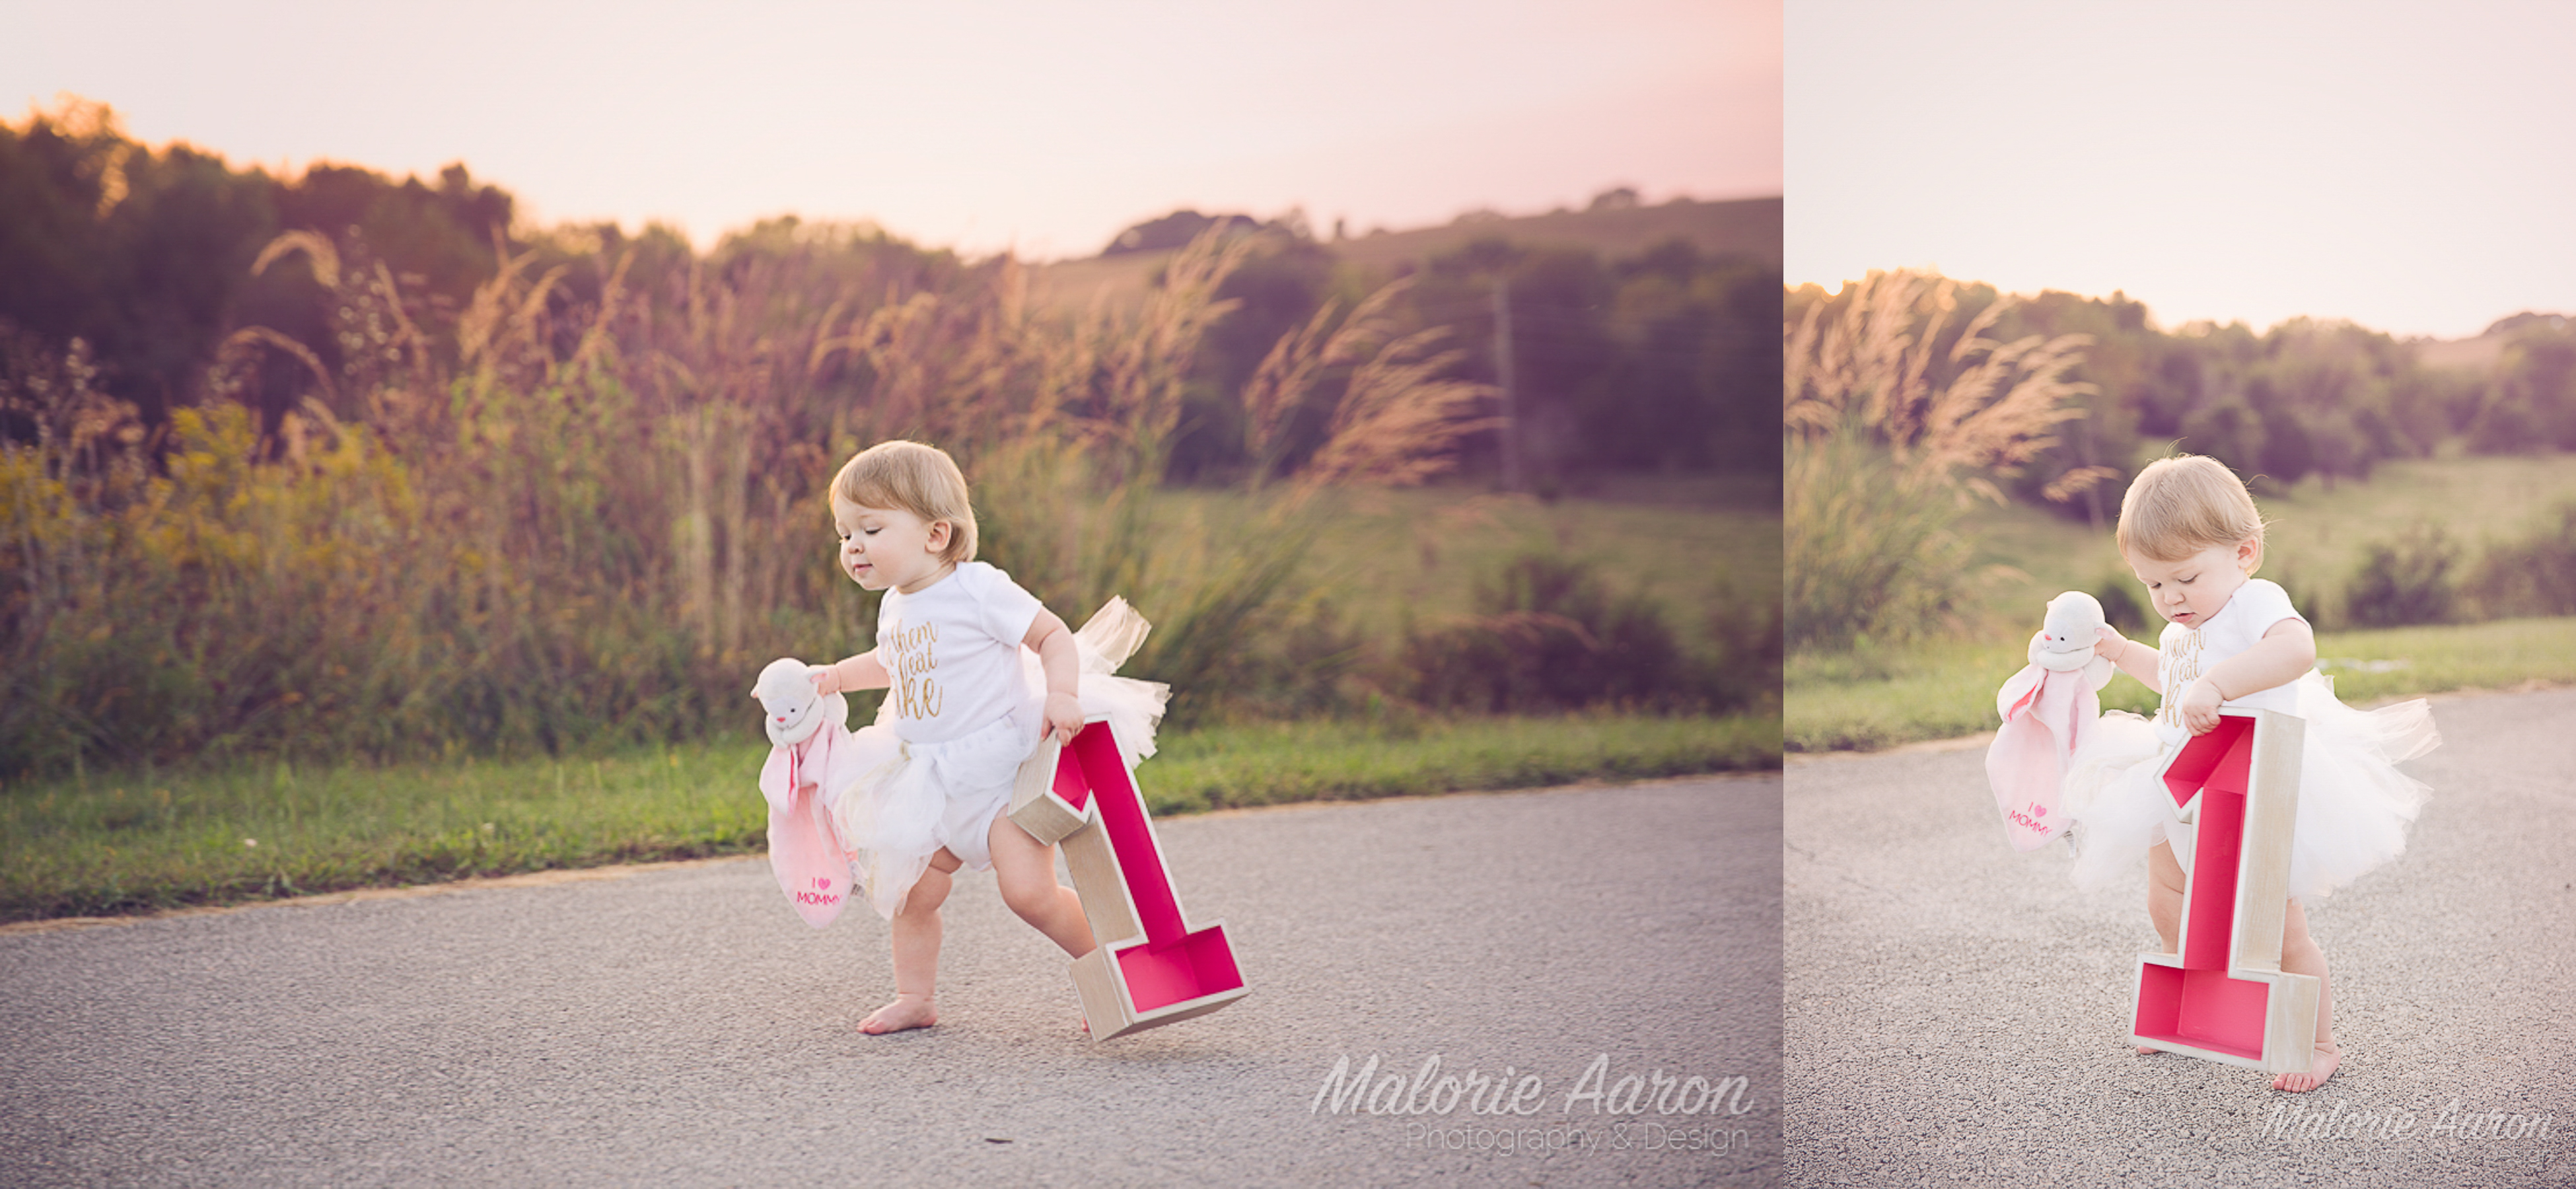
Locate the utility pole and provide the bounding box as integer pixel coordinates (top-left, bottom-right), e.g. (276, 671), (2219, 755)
(1491, 278), (1521, 491)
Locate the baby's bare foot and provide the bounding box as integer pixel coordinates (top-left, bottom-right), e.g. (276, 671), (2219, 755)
(859, 994), (937, 1034)
(2272, 1043), (2341, 1092)
(2136, 1045), (2161, 1056)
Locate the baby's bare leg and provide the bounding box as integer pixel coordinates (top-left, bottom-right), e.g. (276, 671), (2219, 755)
(2272, 898), (2341, 1091)
(989, 814), (1096, 1032)
(2138, 841), (2188, 1054)
(2146, 840), (2186, 954)
(989, 813), (1094, 958)
(861, 849), (962, 1035)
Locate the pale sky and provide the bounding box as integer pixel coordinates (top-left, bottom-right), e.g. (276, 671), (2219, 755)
(7, 0), (1779, 261)
(1789, 0), (2576, 340)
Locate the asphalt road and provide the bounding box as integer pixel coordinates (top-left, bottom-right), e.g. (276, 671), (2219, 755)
(2, 774), (1779, 1188)
(1786, 686), (2576, 1188)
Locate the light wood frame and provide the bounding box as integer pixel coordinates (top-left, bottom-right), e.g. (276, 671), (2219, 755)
(1011, 717), (1248, 1040)
(2129, 707), (2320, 1074)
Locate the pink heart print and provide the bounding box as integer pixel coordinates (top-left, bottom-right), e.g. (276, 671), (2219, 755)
(817, 877), (831, 890)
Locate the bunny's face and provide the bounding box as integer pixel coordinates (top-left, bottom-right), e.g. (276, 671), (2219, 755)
(753, 658), (825, 745)
(2039, 592), (2105, 655)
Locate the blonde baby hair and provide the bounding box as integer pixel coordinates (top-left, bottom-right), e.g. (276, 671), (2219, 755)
(2115, 454), (2267, 570)
(830, 440), (978, 565)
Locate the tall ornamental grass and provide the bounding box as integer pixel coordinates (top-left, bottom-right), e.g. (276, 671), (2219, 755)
(1782, 271), (2102, 649)
(1, 226), (1499, 775)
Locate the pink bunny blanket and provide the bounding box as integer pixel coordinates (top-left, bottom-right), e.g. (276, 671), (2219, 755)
(758, 717), (881, 927)
(1986, 592), (2116, 851)
(752, 658), (896, 929)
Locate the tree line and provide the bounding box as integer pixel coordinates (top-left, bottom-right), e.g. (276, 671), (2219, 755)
(3, 100), (1776, 494)
(1785, 274), (2571, 524)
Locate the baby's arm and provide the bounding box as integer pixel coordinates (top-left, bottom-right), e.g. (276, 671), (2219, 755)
(2092, 626), (2161, 693)
(2175, 618), (2316, 733)
(812, 651), (891, 696)
(1023, 610), (1083, 744)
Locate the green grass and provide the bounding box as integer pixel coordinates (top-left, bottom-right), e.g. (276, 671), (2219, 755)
(1156, 475), (1771, 653)
(1147, 711), (1777, 812)
(1963, 450), (2576, 632)
(1787, 618), (2576, 753)
(1788, 450), (2576, 752)
(0, 712), (1775, 923)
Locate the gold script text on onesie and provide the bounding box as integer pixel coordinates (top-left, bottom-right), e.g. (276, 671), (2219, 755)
(2158, 630), (2203, 729)
(888, 621), (944, 720)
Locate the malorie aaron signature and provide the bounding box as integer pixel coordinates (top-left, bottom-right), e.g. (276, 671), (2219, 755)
(1311, 1054), (1754, 1119)
(2261, 1097), (2558, 1143)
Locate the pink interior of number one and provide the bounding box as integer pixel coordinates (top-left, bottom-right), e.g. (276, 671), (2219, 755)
(2134, 717), (2269, 1060)
(2162, 715), (2255, 808)
(1068, 724), (1246, 1013)
(1051, 745), (1092, 812)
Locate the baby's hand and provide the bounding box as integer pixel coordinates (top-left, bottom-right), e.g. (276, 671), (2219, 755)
(2093, 624), (2126, 659)
(809, 665), (842, 697)
(1042, 690), (1083, 745)
(2178, 677), (2224, 735)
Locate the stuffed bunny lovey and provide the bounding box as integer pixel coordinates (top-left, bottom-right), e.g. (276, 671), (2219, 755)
(752, 657), (860, 927)
(2028, 591), (2117, 688)
(754, 657), (847, 748)
(1986, 591), (2116, 851)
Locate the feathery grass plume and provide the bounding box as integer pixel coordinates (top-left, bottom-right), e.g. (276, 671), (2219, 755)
(1240, 293), (1341, 491)
(1081, 223), (1254, 485)
(1291, 279), (1499, 495)
(213, 327), (337, 403)
(1785, 270), (2099, 502)
(1783, 270), (2100, 649)
(250, 230), (340, 292)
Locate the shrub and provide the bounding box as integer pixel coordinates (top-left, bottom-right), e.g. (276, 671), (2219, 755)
(1402, 554), (1733, 714)
(2342, 524), (2459, 628)
(2461, 500), (2576, 619)
(2094, 577), (2149, 635)
(1785, 429), (1968, 648)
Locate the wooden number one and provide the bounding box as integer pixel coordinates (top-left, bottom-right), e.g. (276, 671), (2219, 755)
(2131, 707), (2320, 1073)
(1009, 718), (1248, 1040)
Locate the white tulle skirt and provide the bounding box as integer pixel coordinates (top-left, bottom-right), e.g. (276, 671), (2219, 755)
(2062, 671), (2437, 903)
(822, 601), (1170, 921)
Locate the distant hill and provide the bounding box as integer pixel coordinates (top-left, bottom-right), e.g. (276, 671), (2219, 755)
(1029, 195), (1780, 309)
(1332, 195), (1780, 270)
(2413, 311), (2573, 373)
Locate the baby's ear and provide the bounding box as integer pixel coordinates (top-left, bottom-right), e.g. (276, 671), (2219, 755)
(925, 519), (952, 551)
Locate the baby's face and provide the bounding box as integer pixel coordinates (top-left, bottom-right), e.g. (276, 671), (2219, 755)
(832, 497), (951, 593)
(2126, 539), (2258, 630)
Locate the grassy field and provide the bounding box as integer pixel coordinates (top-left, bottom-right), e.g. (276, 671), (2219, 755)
(1793, 452), (2576, 752)
(1155, 474), (1771, 653)
(1788, 618), (2576, 752)
(1961, 450), (2576, 633)
(3, 472), (1775, 923)
(0, 712), (1775, 923)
